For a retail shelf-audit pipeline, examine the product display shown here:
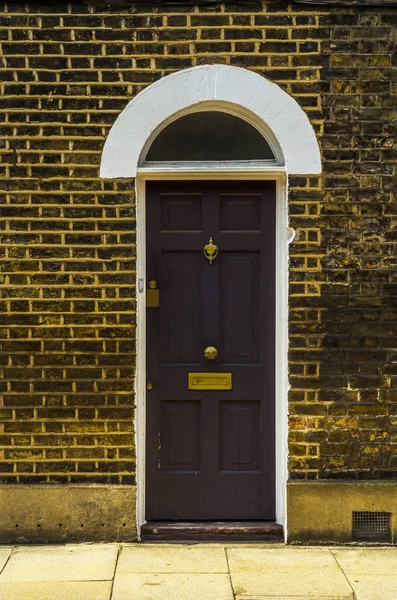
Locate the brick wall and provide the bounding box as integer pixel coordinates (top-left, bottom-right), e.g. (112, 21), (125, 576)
(288, 5), (396, 480)
(0, 1), (395, 483)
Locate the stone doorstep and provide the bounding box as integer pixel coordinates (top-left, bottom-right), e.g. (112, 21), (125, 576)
(141, 521), (284, 542)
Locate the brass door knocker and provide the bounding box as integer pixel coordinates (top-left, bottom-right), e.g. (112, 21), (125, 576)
(203, 237), (218, 264)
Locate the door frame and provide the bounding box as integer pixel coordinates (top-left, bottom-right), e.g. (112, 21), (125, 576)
(135, 165), (289, 540)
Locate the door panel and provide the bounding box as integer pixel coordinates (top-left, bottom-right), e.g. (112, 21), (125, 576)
(220, 253), (259, 363)
(161, 194), (202, 231)
(161, 253), (200, 364)
(220, 194), (261, 231)
(219, 401), (260, 472)
(160, 400), (201, 471)
(146, 180), (276, 520)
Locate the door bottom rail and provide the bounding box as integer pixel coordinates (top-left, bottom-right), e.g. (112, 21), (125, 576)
(140, 521), (283, 542)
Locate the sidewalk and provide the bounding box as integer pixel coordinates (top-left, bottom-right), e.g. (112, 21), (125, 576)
(0, 543), (396, 600)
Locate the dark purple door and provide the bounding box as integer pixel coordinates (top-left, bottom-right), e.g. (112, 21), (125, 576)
(146, 180), (276, 520)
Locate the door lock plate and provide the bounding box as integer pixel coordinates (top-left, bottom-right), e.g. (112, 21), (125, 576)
(146, 281), (160, 307)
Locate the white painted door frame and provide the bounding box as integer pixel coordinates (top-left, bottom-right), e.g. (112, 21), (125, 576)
(135, 165), (290, 540)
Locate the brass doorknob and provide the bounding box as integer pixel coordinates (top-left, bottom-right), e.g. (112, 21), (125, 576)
(204, 346), (218, 360)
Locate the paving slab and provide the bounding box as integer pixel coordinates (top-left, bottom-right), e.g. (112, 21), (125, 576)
(0, 548), (12, 573)
(346, 574), (397, 600)
(227, 548), (353, 599)
(117, 544), (228, 573)
(333, 547), (397, 575)
(112, 573), (234, 600)
(235, 597), (352, 600)
(0, 581), (112, 600)
(227, 547), (337, 570)
(0, 544), (118, 582)
(230, 569), (353, 599)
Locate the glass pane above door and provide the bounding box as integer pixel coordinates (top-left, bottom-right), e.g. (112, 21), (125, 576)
(145, 111), (275, 162)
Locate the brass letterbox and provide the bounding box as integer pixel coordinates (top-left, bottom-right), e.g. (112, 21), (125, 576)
(188, 373), (232, 390)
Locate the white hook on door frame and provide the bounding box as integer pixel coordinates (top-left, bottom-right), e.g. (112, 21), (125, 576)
(286, 227), (296, 244)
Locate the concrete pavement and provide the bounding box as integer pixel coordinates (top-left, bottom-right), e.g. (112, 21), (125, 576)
(0, 543), (396, 599)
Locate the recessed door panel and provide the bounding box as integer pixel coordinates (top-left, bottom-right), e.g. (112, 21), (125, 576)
(220, 253), (260, 364)
(220, 194), (261, 231)
(161, 194), (202, 231)
(146, 180), (276, 520)
(161, 253), (200, 364)
(220, 401), (260, 472)
(160, 400), (201, 471)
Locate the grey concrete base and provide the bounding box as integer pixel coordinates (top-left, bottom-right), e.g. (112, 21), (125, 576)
(287, 480), (397, 543)
(0, 485), (137, 543)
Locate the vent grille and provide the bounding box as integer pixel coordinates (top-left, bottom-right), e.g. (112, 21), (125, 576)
(352, 511), (391, 542)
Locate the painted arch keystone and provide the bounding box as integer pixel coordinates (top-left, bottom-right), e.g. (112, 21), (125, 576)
(100, 65), (322, 178)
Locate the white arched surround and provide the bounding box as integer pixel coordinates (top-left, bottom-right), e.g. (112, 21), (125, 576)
(100, 65), (322, 541)
(100, 64), (321, 177)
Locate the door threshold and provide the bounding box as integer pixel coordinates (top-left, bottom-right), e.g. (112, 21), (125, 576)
(141, 521), (283, 542)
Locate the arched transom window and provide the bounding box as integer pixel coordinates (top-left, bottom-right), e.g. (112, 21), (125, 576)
(144, 111), (276, 164)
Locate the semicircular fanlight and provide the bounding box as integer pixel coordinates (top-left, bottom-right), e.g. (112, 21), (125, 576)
(145, 111), (275, 162)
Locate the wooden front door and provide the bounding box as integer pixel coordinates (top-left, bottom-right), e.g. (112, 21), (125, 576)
(146, 180), (276, 520)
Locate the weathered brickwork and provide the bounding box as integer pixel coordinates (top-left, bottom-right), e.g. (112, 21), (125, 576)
(0, 1), (395, 484)
(288, 5), (396, 480)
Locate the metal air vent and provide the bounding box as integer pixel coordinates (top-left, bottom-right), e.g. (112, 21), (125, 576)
(352, 511), (392, 542)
